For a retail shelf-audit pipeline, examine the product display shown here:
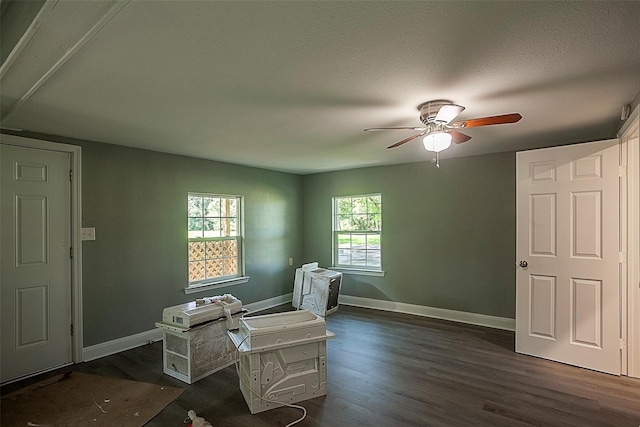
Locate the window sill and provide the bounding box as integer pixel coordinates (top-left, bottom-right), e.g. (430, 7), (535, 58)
(184, 276), (250, 294)
(331, 267), (385, 277)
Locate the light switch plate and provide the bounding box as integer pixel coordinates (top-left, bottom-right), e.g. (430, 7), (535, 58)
(81, 227), (96, 241)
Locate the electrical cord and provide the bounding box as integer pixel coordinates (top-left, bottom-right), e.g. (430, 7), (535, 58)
(233, 335), (307, 426)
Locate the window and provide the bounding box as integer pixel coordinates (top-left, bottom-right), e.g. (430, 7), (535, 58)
(333, 194), (382, 270)
(188, 193), (243, 286)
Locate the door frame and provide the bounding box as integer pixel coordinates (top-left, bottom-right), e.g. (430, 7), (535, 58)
(0, 134), (83, 365)
(618, 106), (640, 378)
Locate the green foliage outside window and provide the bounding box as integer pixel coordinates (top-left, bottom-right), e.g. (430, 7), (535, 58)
(188, 193), (241, 283)
(333, 194), (382, 269)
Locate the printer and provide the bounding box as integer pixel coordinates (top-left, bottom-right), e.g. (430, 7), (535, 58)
(160, 294), (242, 330)
(156, 294), (244, 383)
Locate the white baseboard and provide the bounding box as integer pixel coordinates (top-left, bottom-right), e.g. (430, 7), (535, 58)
(83, 328), (163, 362)
(82, 292), (514, 362)
(82, 293), (295, 362)
(338, 295), (515, 331)
(244, 293), (293, 313)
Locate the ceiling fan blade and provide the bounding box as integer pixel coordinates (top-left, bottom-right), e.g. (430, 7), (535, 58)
(387, 133), (425, 149)
(450, 113), (522, 129)
(435, 104), (465, 123)
(449, 130), (472, 144)
(365, 126), (426, 132)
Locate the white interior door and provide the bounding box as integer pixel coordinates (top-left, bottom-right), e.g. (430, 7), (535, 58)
(516, 139), (621, 375)
(1, 144), (72, 383)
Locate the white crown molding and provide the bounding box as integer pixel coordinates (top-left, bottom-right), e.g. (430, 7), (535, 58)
(1, 1), (130, 121)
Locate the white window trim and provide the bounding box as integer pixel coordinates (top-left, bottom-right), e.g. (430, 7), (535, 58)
(332, 193), (382, 272)
(186, 192), (246, 291)
(331, 267), (385, 277)
(184, 276), (250, 294)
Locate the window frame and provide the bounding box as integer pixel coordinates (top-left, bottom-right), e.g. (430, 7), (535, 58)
(186, 192), (248, 293)
(332, 193), (383, 273)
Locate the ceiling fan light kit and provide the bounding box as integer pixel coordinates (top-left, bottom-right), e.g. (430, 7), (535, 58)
(364, 100), (522, 167)
(422, 132), (452, 152)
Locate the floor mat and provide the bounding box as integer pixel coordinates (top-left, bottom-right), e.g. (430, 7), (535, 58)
(1, 372), (183, 427)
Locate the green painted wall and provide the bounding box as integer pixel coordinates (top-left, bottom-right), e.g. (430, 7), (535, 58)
(4, 132), (304, 347)
(79, 141), (303, 346)
(2, 129), (516, 347)
(302, 151), (516, 319)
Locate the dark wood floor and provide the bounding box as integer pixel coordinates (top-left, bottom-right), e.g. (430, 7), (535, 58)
(3, 305), (640, 426)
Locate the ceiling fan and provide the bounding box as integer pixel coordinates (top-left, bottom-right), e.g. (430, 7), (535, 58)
(364, 100), (522, 167)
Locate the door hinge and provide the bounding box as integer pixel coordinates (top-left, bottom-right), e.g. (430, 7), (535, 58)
(619, 165), (627, 177)
(619, 252), (626, 263)
(69, 169), (73, 182)
(70, 247), (73, 259)
(620, 338), (626, 350)
(71, 324), (74, 336)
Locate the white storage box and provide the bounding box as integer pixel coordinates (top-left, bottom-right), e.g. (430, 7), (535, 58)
(292, 262), (342, 316)
(157, 312), (244, 384)
(162, 294), (242, 328)
(228, 310), (335, 414)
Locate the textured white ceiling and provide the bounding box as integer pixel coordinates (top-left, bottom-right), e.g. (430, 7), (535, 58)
(1, 1), (639, 174)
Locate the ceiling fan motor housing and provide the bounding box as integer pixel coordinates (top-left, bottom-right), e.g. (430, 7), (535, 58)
(418, 100), (453, 125)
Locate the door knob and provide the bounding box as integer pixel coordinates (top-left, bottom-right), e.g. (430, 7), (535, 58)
(519, 260), (528, 268)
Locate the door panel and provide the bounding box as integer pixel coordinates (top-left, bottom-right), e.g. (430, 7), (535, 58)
(16, 195), (49, 265)
(529, 274), (556, 339)
(571, 278), (601, 347)
(1, 144), (72, 383)
(16, 284), (50, 348)
(571, 191), (602, 258)
(530, 193), (556, 256)
(516, 140), (620, 375)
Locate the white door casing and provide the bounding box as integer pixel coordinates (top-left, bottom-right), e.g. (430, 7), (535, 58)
(516, 139), (621, 375)
(618, 108), (640, 378)
(1, 144), (71, 382)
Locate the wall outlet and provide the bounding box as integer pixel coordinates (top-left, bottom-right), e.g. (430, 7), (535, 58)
(288, 257), (294, 266)
(81, 227), (96, 241)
